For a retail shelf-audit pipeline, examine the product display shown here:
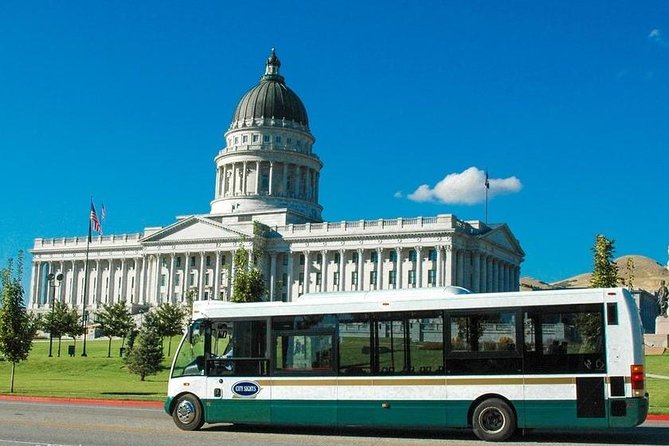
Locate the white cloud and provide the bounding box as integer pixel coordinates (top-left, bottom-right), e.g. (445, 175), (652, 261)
(649, 29), (667, 46)
(406, 166), (522, 205)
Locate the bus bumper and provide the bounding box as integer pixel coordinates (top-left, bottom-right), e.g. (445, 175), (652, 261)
(609, 395), (649, 427)
(164, 396), (174, 416)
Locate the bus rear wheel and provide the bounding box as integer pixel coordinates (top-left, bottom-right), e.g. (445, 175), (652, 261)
(472, 398), (516, 442)
(173, 394), (205, 431)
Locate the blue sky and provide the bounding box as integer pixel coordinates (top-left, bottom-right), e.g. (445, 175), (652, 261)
(1, 1), (667, 292)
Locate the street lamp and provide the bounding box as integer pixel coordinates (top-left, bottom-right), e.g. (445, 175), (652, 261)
(46, 272), (63, 357)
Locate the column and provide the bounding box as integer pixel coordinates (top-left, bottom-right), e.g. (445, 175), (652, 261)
(119, 259), (127, 302)
(268, 161), (274, 195)
(286, 252), (294, 301)
(302, 251), (310, 294)
(183, 252), (191, 300)
(255, 160), (261, 194)
(376, 248), (383, 290)
(198, 252), (205, 300)
(168, 254), (175, 303)
(480, 255), (487, 293)
(321, 250), (328, 292)
(396, 247), (403, 289)
(415, 247), (422, 288)
(282, 163), (288, 196)
(269, 253), (277, 301)
(30, 262), (39, 308)
(338, 249), (345, 291)
(107, 259), (115, 304)
(231, 163), (238, 195)
(473, 253), (481, 293)
(357, 249), (364, 291)
(436, 246), (443, 287)
(214, 251), (222, 301)
(70, 260), (78, 307)
(95, 260), (102, 306)
(444, 247), (453, 287)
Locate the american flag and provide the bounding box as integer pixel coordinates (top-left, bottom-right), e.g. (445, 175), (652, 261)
(100, 202), (106, 221)
(90, 202), (101, 233)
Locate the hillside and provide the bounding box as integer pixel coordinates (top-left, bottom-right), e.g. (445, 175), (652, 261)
(520, 255), (669, 294)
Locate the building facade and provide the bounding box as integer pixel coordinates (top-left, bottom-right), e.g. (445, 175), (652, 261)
(29, 50), (524, 314)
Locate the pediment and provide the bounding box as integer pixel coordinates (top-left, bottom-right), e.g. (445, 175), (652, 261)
(480, 224), (525, 256)
(141, 216), (249, 243)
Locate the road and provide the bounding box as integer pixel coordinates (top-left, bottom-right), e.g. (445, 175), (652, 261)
(0, 400), (668, 446)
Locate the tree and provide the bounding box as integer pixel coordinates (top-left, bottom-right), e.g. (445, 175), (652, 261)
(231, 223), (270, 303)
(590, 234), (620, 288)
(124, 314), (164, 380)
(0, 253), (39, 392)
(43, 300), (71, 357)
(154, 302), (187, 356)
(96, 301), (134, 358)
(625, 257), (635, 291)
(64, 306), (85, 353)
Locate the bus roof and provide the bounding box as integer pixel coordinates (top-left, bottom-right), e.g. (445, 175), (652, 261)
(191, 287), (631, 321)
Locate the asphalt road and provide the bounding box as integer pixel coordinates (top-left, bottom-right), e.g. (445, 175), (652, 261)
(0, 399), (668, 446)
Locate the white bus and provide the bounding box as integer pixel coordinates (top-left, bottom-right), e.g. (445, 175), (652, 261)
(165, 287), (648, 441)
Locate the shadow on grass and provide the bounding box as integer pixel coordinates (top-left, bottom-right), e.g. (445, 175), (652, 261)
(100, 392), (158, 396)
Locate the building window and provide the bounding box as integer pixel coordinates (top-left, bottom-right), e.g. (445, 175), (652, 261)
(160, 274), (166, 287)
(317, 253), (323, 263)
(242, 135), (248, 143)
(333, 272), (340, 285)
(275, 136), (282, 143)
(175, 275), (181, 286)
(282, 255), (288, 266)
(253, 134), (259, 142)
(282, 273), (287, 287)
(351, 271), (358, 285)
(429, 249), (437, 262)
(300, 254), (305, 265)
(234, 136), (239, 144)
(220, 272), (226, 285)
(263, 135), (270, 143)
(428, 269), (436, 286)
(370, 271), (377, 285)
(299, 273), (304, 285)
(389, 251), (397, 262)
(352, 252), (359, 264)
(189, 273), (195, 287)
(389, 270), (397, 286)
(206, 256), (211, 267)
(190, 256), (196, 267)
(334, 253), (341, 264)
(221, 254), (226, 266)
(205, 272), (210, 286)
(370, 251), (378, 263)
(161, 258), (167, 268)
(408, 270), (416, 285)
(176, 256), (181, 268)
(409, 250), (417, 262)
(287, 137), (292, 144)
(316, 273), (321, 285)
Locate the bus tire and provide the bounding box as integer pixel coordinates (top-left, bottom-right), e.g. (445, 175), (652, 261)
(472, 398), (516, 442)
(173, 393), (205, 431)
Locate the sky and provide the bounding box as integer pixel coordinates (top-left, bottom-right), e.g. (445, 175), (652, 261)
(1, 1), (668, 293)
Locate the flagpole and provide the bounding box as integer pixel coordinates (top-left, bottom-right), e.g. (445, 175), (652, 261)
(81, 211), (91, 357)
(484, 170), (489, 224)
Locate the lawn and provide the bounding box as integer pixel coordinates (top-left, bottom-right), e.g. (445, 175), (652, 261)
(1, 337), (668, 414)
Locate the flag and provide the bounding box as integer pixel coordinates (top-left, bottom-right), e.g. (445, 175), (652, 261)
(485, 171), (490, 189)
(100, 202), (106, 221)
(90, 202), (101, 234)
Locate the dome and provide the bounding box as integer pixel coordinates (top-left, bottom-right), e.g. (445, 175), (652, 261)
(231, 49), (309, 128)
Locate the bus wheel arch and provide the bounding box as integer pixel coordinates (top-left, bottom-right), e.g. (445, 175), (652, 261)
(172, 392), (205, 431)
(469, 395), (517, 442)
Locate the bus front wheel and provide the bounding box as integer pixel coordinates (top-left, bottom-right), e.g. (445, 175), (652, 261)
(472, 398), (516, 442)
(173, 394), (205, 431)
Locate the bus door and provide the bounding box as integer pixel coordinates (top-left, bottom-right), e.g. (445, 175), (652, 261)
(205, 320), (271, 424)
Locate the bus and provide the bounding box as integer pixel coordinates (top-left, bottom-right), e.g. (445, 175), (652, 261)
(164, 286), (648, 441)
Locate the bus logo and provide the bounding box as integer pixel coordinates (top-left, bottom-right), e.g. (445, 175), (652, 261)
(232, 381), (261, 398)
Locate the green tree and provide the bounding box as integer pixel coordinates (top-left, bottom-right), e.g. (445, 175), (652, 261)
(231, 244), (265, 302)
(124, 313), (164, 380)
(96, 301), (134, 358)
(154, 302), (187, 356)
(43, 300), (71, 357)
(0, 253), (39, 392)
(590, 234), (620, 288)
(64, 306), (85, 353)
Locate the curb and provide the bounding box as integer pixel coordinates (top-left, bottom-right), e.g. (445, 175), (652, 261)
(0, 394), (163, 409)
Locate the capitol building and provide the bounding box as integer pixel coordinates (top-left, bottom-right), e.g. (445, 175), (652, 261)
(29, 50), (524, 313)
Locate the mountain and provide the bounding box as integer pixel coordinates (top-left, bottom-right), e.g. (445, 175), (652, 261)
(520, 255), (669, 294)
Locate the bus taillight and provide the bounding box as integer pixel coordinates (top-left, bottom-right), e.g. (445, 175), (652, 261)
(631, 364), (645, 396)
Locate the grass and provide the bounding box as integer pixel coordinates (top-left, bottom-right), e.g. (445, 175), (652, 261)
(2, 337), (669, 414)
(0, 337), (179, 401)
